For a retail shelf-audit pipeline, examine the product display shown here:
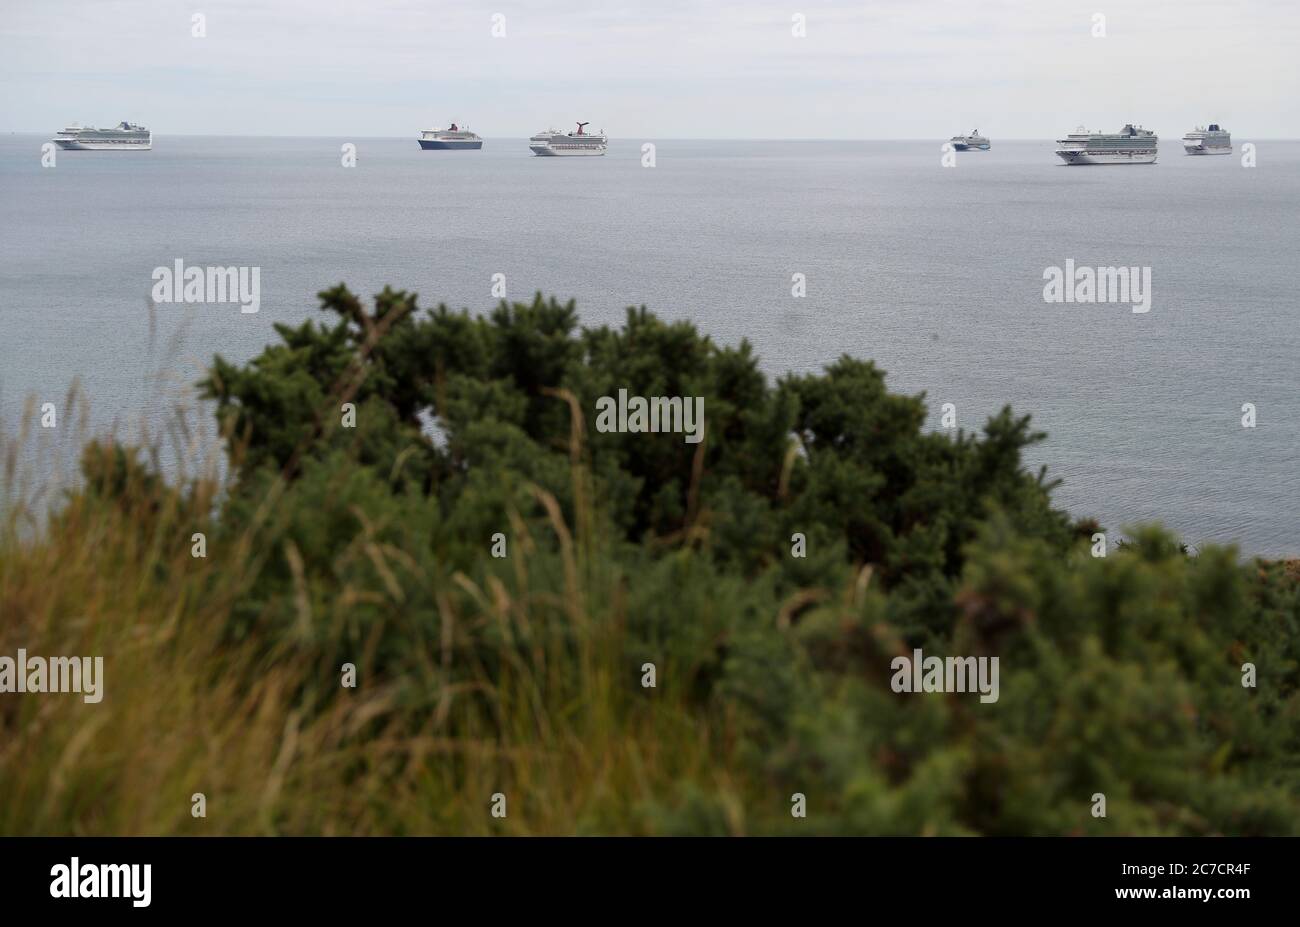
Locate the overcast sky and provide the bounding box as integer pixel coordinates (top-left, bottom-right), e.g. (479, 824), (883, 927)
(2, 0), (1297, 138)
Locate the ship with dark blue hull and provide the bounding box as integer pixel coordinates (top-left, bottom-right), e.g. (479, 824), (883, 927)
(417, 123), (482, 150)
(949, 129), (990, 151)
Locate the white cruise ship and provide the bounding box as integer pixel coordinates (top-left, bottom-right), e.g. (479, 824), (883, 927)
(52, 121), (151, 150)
(1055, 124), (1157, 165)
(949, 129), (990, 151)
(417, 123), (482, 150)
(529, 123), (607, 156)
(1182, 124), (1231, 155)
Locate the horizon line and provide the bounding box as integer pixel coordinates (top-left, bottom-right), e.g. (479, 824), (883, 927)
(6, 131), (1298, 142)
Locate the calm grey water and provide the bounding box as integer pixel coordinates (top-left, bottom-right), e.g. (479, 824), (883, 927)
(1, 135), (1296, 555)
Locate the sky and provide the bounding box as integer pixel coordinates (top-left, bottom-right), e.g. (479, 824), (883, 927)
(1, 0), (1297, 138)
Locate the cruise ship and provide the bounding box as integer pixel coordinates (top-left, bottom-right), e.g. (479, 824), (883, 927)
(529, 123), (607, 156)
(417, 123), (482, 150)
(1055, 124), (1157, 165)
(52, 122), (151, 150)
(1182, 124), (1231, 155)
(949, 129), (990, 151)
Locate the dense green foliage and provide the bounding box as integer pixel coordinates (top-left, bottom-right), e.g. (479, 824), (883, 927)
(189, 286), (1300, 834)
(5, 285), (1294, 836)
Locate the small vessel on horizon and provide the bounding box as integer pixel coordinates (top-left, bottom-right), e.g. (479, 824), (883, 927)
(1182, 124), (1231, 155)
(949, 129), (990, 151)
(1055, 124), (1157, 165)
(52, 121), (151, 150)
(417, 123), (482, 150)
(529, 122), (607, 156)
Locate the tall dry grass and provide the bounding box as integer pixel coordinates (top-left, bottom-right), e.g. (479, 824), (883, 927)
(0, 393), (756, 836)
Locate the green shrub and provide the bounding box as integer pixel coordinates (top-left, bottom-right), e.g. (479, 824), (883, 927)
(1, 285), (1293, 835)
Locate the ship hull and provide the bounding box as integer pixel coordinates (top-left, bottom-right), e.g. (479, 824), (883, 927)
(1183, 145), (1232, 155)
(53, 139), (151, 150)
(417, 139), (482, 150)
(951, 142), (990, 151)
(1055, 149), (1157, 165)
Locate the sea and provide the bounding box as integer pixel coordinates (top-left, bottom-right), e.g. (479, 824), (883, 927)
(1, 135), (1296, 556)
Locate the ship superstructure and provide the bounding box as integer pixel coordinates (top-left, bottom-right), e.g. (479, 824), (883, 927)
(417, 123), (483, 150)
(1182, 124), (1231, 155)
(52, 122), (151, 150)
(529, 122), (607, 156)
(1055, 124), (1157, 165)
(950, 130), (990, 151)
